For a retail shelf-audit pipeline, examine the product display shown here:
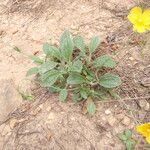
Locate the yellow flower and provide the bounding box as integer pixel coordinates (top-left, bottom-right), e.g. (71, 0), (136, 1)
(136, 123), (150, 144)
(128, 7), (150, 33)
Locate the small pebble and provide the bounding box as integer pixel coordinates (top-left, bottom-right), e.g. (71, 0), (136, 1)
(72, 31), (79, 36)
(30, 107), (41, 116)
(46, 131), (52, 141)
(106, 132), (112, 138)
(47, 112), (55, 120)
(145, 102), (150, 111)
(1, 125), (11, 136)
(116, 113), (124, 120)
(70, 25), (76, 30)
(139, 100), (150, 111)
(39, 104), (44, 109)
(46, 106), (52, 112)
(122, 116), (131, 126)
(105, 109), (111, 115)
(9, 118), (18, 129)
(129, 57), (134, 61)
(107, 116), (117, 127)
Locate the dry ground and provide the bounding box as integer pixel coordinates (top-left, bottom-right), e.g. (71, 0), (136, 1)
(0, 0), (150, 149)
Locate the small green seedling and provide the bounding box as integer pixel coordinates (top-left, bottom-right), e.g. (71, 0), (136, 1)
(27, 30), (121, 114)
(119, 129), (136, 150)
(13, 46), (22, 53)
(20, 93), (33, 101)
(17, 88), (34, 101)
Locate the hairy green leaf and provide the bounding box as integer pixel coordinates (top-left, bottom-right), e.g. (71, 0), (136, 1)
(40, 70), (60, 87)
(125, 129), (132, 138)
(67, 73), (85, 84)
(94, 55), (116, 68)
(93, 90), (106, 99)
(119, 130), (135, 150)
(21, 94), (33, 101)
(39, 61), (57, 74)
(80, 88), (88, 99)
(126, 141), (134, 150)
(68, 60), (83, 73)
(120, 134), (128, 141)
(59, 89), (68, 102)
(83, 66), (95, 77)
(60, 30), (74, 61)
(72, 93), (82, 103)
(83, 66), (95, 82)
(26, 67), (39, 76)
(89, 36), (100, 53)
(43, 43), (61, 60)
(52, 47), (61, 60)
(108, 90), (120, 99)
(18, 90), (34, 101)
(48, 86), (61, 93)
(86, 97), (96, 115)
(31, 56), (43, 65)
(43, 43), (51, 55)
(99, 73), (121, 88)
(74, 36), (85, 55)
(86, 75), (94, 82)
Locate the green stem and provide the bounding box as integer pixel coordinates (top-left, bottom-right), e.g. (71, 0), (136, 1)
(95, 70), (99, 81)
(67, 87), (79, 91)
(88, 53), (92, 62)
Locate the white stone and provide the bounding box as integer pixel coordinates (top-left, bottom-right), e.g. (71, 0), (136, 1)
(105, 109), (111, 115)
(71, 25), (77, 30)
(47, 112), (55, 120)
(46, 106), (52, 112)
(145, 102), (150, 111)
(129, 57), (134, 61)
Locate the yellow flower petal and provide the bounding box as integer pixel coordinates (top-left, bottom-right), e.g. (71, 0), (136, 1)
(128, 7), (142, 24)
(146, 136), (150, 144)
(133, 24), (146, 33)
(142, 9), (150, 25)
(128, 7), (150, 33)
(136, 123), (150, 137)
(146, 25), (150, 30)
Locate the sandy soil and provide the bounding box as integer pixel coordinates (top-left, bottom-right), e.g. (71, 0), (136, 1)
(0, 0), (150, 149)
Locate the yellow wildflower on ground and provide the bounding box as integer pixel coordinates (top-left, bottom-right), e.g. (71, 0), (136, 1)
(128, 7), (150, 33)
(136, 123), (150, 144)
